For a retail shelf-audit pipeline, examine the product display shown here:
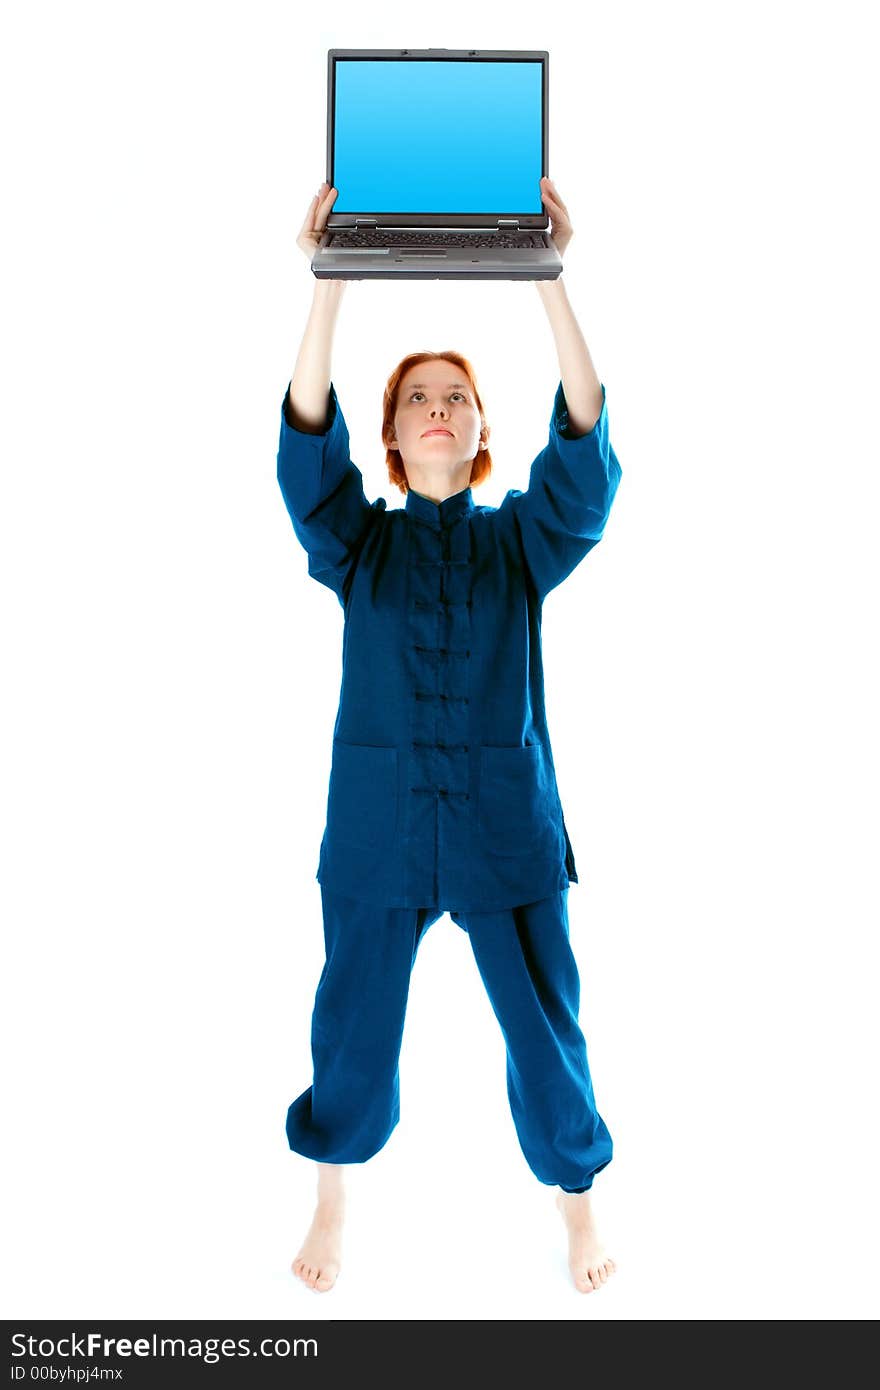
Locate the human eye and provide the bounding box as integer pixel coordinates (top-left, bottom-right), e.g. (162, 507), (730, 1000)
(451, 392), (466, 401)
(410, 391), (424, 401)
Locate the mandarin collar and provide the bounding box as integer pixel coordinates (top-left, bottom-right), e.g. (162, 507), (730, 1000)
(404, 485), (475, 529)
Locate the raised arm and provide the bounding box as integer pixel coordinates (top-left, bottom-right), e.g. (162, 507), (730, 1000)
(534, 177), (604, 435)
(288, 185), (347, 431)
(494, 178), (622, 606)
(288, 280), (347, 430)
(534, 277), (605, 436)
(276, 185), (377, 607)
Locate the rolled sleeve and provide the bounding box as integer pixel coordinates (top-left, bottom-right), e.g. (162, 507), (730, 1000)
(504, 381), (622, 605)
(276, 381), (379, 606)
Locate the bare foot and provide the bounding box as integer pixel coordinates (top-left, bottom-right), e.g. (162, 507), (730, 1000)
(555, 1189), (616, 1293)
(292, 1163), (344, 1293)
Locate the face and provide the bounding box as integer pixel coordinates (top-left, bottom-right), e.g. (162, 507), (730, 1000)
(387, 360), (488, 480)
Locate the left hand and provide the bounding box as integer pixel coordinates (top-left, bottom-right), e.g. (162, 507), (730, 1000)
(540, 176), (573, 260)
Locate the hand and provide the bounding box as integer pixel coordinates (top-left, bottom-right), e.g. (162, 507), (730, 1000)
(297, 181), (339, 265)
(540, 176), (573, 261)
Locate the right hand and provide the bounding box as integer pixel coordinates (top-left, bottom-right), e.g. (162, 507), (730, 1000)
(297, 182), (338, 266)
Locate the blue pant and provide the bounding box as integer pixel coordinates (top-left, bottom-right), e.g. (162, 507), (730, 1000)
(285, 886), (612, 1192)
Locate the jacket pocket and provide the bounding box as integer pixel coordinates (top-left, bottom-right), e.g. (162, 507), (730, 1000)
(478, 744), (556, 856)
(326, 740), (398, 848)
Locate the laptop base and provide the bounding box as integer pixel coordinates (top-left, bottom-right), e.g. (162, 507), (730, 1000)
(312, 264), (563, 281)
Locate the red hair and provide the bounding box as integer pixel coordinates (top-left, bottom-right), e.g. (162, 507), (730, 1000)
(381, 351), (493, 495)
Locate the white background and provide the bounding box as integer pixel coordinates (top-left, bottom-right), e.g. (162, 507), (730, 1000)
(2, 0), (879, 1323)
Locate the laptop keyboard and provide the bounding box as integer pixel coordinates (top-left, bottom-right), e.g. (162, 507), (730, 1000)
(328, 230), (546, 249)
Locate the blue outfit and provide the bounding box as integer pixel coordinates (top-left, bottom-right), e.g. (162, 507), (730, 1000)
(276, 378), (622, 913)
(277, 376), (622, 1188)
(287, 887), (611, 1191)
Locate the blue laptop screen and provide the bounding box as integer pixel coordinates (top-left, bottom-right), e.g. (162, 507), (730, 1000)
(332, 59), (544, 214)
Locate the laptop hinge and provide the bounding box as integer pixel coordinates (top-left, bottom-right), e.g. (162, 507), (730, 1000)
(497, 219), (520, 230)
(354, 218), (378, 229)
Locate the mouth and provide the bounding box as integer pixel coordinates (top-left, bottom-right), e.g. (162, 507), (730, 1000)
(422, 429), (453, 438)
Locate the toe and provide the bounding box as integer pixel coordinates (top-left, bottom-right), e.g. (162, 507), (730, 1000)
(315, 1272), (335, 1291)
(574, 1271), (594, 1293)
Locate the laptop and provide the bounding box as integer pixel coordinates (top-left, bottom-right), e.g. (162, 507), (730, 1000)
(312, 48), (563, 281)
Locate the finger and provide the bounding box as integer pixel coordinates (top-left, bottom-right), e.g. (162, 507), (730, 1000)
(315, 186), (337, 228)
(303, 182), (330, 216)
(299, 193), (323, 234)
(546, 200), (572, 228)
(541, 188), (567, 216)
(544, 181), (568, 213)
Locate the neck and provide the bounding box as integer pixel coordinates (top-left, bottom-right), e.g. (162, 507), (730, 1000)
(405, 469), (472, 506)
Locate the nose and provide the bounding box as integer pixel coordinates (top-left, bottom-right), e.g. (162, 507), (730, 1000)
(429, 402), (449, 419)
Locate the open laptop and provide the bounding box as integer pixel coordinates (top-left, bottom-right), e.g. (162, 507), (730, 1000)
(311, 48), (563, 281)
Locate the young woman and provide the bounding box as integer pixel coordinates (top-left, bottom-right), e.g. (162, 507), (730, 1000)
(276, 177), (622, 1295)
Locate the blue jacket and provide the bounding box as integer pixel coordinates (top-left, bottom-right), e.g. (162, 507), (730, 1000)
(277, 378), (622, 911)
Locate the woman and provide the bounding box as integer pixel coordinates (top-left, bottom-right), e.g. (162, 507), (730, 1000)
(276, 176), (622, 1295)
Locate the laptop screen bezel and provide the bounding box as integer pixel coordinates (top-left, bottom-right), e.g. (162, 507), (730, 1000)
(325, 48), (550, 228)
